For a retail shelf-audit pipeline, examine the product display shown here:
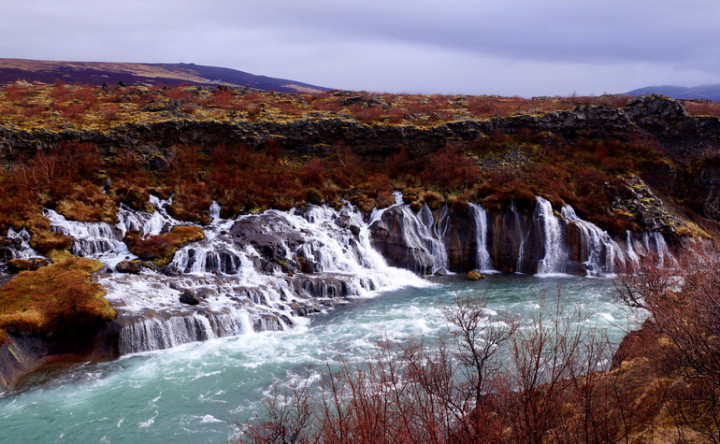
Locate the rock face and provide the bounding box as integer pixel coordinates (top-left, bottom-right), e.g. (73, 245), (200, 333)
(369, 197), (639, 277)
(369, 206), (436, 275)
(0, 324), (118, 390)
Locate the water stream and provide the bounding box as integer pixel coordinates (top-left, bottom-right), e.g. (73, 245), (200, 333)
(0, 274), (636, 444)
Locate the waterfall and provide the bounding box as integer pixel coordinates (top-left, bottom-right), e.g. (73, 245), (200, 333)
(118, 308), (255, 355)
(625, 231), (640, 267)
(32, 191), (648, 355)
(642, 231), (676, 268)
(417, 205), (450, 275)
(43, 198), (428, 356)
(469, 202), (493, 271)
(511, 202), (528, 273)
(535, 197), (567, 274)
(561, 205), (625, 275)
(4, 228), (36, 259)
(45, 209), (131, 267)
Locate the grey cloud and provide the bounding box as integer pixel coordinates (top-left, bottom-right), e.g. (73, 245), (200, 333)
(1, 0), (720, 95)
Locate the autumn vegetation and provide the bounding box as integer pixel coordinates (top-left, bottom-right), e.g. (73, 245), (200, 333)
(124, 225), (205, 267)
(0, 256), (115, 342)
(0, 82), (717, 264)
(236, 246), (720, 443)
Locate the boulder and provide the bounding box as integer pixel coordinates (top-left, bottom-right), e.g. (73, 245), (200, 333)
(115, 260), (143, 274)
(179, 289), (201, 306)
(467, 270), (484, 280)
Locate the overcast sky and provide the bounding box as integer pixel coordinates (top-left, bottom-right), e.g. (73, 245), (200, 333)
(2, 1), (719, 97)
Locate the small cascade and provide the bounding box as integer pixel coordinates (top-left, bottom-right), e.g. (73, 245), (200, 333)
(469, 202), (493, 271)
(44, 209), (131, 266)
(415, 205), (450, 274)
(561, 205), (625, 275)
(642, 231), (676, 268)
(4, 228), (36, 259)
(625, 231), (640, 267)
(116, 196), (176, 237)
(511, 202), (528, 273)
(118, 308), (255, 355)
(535, 197), (567, 274)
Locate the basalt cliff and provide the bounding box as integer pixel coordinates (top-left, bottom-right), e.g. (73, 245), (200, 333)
(1, 84), (719, 389)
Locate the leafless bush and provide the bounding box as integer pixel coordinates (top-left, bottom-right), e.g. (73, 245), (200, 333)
(618, 244), (720, 442)
(235, 291), (627, 443)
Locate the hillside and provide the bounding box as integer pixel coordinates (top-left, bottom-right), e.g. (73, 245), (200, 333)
(627, 84), (720, 101)
(0, 58), (329, 93)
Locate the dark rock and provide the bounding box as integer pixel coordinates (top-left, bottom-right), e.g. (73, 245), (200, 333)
(179, 289), (201, 305)
(115, 260), (143, 274)
(369, 206), (434, 275)
(349, 225), (361, 238)
(230, 213), (304, 262)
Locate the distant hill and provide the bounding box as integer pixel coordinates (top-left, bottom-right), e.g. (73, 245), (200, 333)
(626, 84), (720, 101)
(0, 58), (329, 93)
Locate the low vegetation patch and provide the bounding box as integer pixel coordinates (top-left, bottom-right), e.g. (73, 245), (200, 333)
(124, 225), (205, 266)
(0, 257), (115, 338)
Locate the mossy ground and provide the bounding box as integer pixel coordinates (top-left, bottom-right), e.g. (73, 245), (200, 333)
(0, 257), (116, 339)
(124, 225), (205, 266)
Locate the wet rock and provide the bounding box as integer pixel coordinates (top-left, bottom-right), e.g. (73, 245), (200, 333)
(230, 213), (304, 262)
(467, 270), (484, 280)
(179, 289), (201, 305)
(115, 260), (142, 274)
(349, 225), (361, 238)
(369, 206), (434, 275)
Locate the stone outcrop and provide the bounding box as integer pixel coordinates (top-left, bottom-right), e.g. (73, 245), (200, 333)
(368, 206), (435, 275)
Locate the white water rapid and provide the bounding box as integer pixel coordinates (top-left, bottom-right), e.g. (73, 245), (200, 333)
(43, 199), (428, 355)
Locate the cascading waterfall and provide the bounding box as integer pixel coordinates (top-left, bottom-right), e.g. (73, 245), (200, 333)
(642, 231), (676, 268)
(118, 308), (255, 355)
(4, 228), (36, 259)
(469, 202), (493, 271)
(45, 209), (130, 267)
(417, 205), (450, 274)
(535, 197), (567, 274)
(625, 231), (640, 267)
(13, 192), (658, 355)
(510, 202), (529, 273)
(561, 205), (625, 275)
(42, 199), (428, 355)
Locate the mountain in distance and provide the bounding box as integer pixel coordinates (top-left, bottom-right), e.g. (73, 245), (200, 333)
(626, 84), (720, 101)
(0, 58), (329, 93)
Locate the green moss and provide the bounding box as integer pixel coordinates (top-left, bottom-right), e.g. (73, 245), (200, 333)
(124, 225), (205, 266)
(0, 257), (115, 337)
